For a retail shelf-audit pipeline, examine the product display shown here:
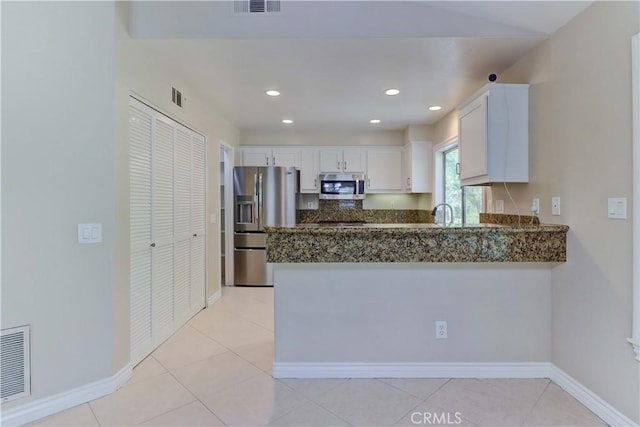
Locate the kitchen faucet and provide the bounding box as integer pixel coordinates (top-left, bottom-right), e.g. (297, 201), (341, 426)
(431, 203), (454, 226)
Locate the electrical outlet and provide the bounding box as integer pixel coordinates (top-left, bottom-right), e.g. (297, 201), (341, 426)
(495, 200), (504, 214)
(531, 198), (540, 215)
(435, 320), (447, 339)
(307, 201), (313, 209)
(552, 197), (561, 216)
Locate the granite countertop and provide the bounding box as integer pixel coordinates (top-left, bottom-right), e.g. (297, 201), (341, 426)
(265, 222), (569, 263)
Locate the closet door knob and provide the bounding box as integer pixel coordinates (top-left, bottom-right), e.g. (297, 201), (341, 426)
(150, 242), (156, 248)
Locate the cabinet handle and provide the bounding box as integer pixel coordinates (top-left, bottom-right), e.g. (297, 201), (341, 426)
(193, 233), (197, 237)
(150, 242), (156, 248)
(266, 157), (269, 166)
(344, 161), (347, 170)
(407, 177), (410, 186)
(368, 178), (371, 188)
(337, 161), (340, 170)
(456, 162), (460, 175)
(272, 157), (276, 166)
(314, 178), (317, 188)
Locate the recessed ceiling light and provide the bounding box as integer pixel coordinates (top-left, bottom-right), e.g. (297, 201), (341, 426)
(266, 90), (281, 97)
(428, 105), (442, 111)
(384, 89), (400, 96)
(370, 119), (381, 124)
(282, 119), (293, 124)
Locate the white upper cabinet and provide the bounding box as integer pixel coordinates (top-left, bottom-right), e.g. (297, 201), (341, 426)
(319, 148), (366, 173)
(457, 83), (529, 186)
(299, 148), (319, 193)
(241, 147), (300, 167)
(366, 148), (403, 192)
(403, 140), (432, 193)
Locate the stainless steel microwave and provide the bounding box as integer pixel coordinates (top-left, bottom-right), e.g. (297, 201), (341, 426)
(318, 173), (366, 200)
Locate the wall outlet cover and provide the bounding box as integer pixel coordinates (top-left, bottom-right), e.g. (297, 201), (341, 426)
(435, 320), (448, 339)
(552, 197), (561, 216)
(495, 200), (505, 214)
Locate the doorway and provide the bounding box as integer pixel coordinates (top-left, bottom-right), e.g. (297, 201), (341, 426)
(219, 143), (235, 286)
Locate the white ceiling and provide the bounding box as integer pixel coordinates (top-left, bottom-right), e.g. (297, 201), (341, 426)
(128, 1), (592, 132)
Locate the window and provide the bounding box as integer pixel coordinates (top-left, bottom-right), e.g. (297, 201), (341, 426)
(434, 139), (484, 225)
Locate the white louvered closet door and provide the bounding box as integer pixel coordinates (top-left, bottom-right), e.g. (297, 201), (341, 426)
(129, 97), (207, 366)
(190, 133), (206, 309)
(151, 114), (176, 346)
(129, 101), (153, 365)
(173, 125), (192, 325)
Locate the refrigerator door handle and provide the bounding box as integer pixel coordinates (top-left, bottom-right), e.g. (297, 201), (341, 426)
(254, 173), (259, 223)
(257, 172), (263, 227)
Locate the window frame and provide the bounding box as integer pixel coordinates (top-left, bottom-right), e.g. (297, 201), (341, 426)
(433, 136), (486, 225)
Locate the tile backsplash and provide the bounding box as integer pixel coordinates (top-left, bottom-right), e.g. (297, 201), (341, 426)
(297, 200), (433, 224)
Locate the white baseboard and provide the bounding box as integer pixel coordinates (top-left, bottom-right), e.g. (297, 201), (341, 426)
(0, 363), (132, 427)
(207, 287), (222, 306)
(273, 362), (551, 379)
(550, 365), (638, 427)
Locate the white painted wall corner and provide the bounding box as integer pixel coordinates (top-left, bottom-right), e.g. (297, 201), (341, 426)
(207, 287), (222, 307)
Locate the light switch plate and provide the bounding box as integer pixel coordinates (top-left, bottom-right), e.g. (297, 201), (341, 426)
(552, 197), (561, 216)
(78, 223), (102, 244)
(531, 198), (540, 215)
(608, 197), (627, 220)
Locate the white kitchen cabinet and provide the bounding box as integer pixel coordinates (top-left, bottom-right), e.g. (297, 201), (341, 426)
(457, 83), (529, 186)
(241, 147), (300, 167)
(319, 148), (366, 173)
(403, 140), (432, 193)
(366, 148), (403, 192)
(299, 148), (319, 193)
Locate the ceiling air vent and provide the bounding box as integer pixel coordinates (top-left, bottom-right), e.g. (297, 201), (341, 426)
(1, 326), (31, 402)
(234, 0), (281, 13)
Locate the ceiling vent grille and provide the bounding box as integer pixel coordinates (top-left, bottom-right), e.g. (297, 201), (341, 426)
(1, 326), (31, 402)
(234, 0), (281, 14)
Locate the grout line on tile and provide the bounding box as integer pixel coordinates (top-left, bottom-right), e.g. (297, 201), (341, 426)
(376, 377), (452, 401)
(520, 379), (552, 427)
(86, 402), (102, 427)
(300, 390), (358, 427)
(133, 399), (219, 427)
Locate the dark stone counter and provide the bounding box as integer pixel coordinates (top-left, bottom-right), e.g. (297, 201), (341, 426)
(265, 223), (569, 263)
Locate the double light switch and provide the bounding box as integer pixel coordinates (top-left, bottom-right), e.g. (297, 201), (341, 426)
(78, 223), (102, 243)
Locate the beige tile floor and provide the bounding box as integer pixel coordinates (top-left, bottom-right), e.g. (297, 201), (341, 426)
(29, 287), (607, 427)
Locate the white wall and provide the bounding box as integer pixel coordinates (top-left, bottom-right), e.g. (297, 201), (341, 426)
(114, 2), (240, 315)
(1, 1), (240, 415)
(498, 3), (640, 422)
(240, 129), (404, 147)
(431, 2), (640, 422)
(2, 1), (118, 407)
(275, 263), (551, 363)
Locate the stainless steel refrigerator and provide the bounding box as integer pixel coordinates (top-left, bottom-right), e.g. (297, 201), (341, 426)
(233, 166), (298, 286)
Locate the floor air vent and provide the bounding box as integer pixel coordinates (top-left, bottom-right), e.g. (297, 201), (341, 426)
(1, 326), (31, 402)
(234, 0), (281, 13)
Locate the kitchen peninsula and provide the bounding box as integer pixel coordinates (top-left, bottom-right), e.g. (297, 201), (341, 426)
(265, 218), (569, 379)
